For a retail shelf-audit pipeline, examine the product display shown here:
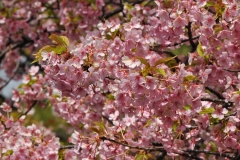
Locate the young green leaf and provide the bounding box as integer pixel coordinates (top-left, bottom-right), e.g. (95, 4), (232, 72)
(154, 56), (177, 67)
(54, 46), (67, 54)
(136, 57), (150, 67)
(31, 45), (55, 63)
(155, 68), (166, 77)
(184, 75), (197, 82)
(200, 107), (215, 114)
(135, 152), (144, 160)
(49, 34), (69, 47)
(197, 42), (204, 57)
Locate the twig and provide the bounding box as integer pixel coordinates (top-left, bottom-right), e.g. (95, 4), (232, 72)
(201, 98), (233, 107)
(102, 114), (114, 126)
(100, 0), (148, 20)
(0, 62), (20, 90)
(100, 136), (236, 159)
(149, 49), (181, 63)
(223, 69), (240, 73)
(59, 145), (74, 150)
(205, 87), (224, 99)
(0, 36), (33, 63)
(171, 36), (200, 47)
(0, 119), (7, 130)
(183, 150), (235, 159)
(186, 22), (198, 53)
(17, 101), (37, 120)
(100, 136), (165, 152)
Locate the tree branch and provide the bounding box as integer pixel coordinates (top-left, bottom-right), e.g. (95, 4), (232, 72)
(0, 62), (20, 91)
(223, 69), (240, 73)
(205, 87), (224, 99)
(59, 145), (74, 150)
(183, 150), (235, 159)
(186, 22), (198, 53)
(0, 36), (34, 63)
(201, 98), (233, 108)
(17, 101), (37, 120)
(99, 136), (236, 159)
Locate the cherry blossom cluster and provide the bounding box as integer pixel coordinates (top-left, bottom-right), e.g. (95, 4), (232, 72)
(2, 0), (240, 159)
(0, 0), (105, 88)
(34, 0), (240, 159)
(0, 103), (60, 160)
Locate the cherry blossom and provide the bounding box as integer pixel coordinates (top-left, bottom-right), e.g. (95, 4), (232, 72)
(1, 0), (240, 159)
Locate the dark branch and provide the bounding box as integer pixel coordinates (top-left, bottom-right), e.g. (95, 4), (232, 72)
(224, 69), (240, 73)
(0, 36), (34, 63)
(149, 48), (181, 63)
(205, 87), (224, 99)
(17, 101), (37, 120)
(0, 62), (20, 91)
(59, 145), (74, 150)
(183, 150), (235, 159)
(100, 136), (165, 152)
(186, 22), (198, 53)
(201, 98), (233, 108)
(171, 36), (200, 47)
(100, 0), (147, 20)
(102, 115), (114, 126)
(99, 136), (236, 159)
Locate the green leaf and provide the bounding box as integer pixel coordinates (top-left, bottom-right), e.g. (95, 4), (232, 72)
(31, 45), (55, 63)
(3, 150), (13, 156)
(210, 117), (220, 124)
(143, 119), (151, 128)
(172, 121), (179, 132)
(197, 42), (204, 57)
(135, 152), (144, 160)
(105, 34), (113, 40)
(78, 122), (84, 130)
(141, 66), (151, 76)
(234, 90), (240, 94)
(200, 107), (215, 114)
(131, 48), (137, 52)
(49, 34), (69, 46)
(91, 120), (106, 135)
(90, 127), (100, 134)
(94, 120), (106, 131)
(184, 75), (197, 82)
(169, 44), (191, 56)
(154, 56), (177, 67)
(210, 141), (217, 152)
(54, 46), (67, 54)
(59, 36), (70, 46)
(155, 68), (166, 77)
(183, 105), (191, 110)
(213, 24), (222, 34)
(124, 3), (134, 11)
(205, 1), (215, 7)
(107, 94), (115, 100)
(214, 3), (225, 16)
(136, 57), (150, 67)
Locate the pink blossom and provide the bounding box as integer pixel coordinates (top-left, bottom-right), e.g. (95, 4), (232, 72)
(29, 66), (39, 76)
(212, 105), (228, 120)
(0, 103), (12, 112)
(224, 136), (238, 149)
(199, 68), (212, 83)
(173, 16), (187, 28)
(123, 114), (136, 127)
